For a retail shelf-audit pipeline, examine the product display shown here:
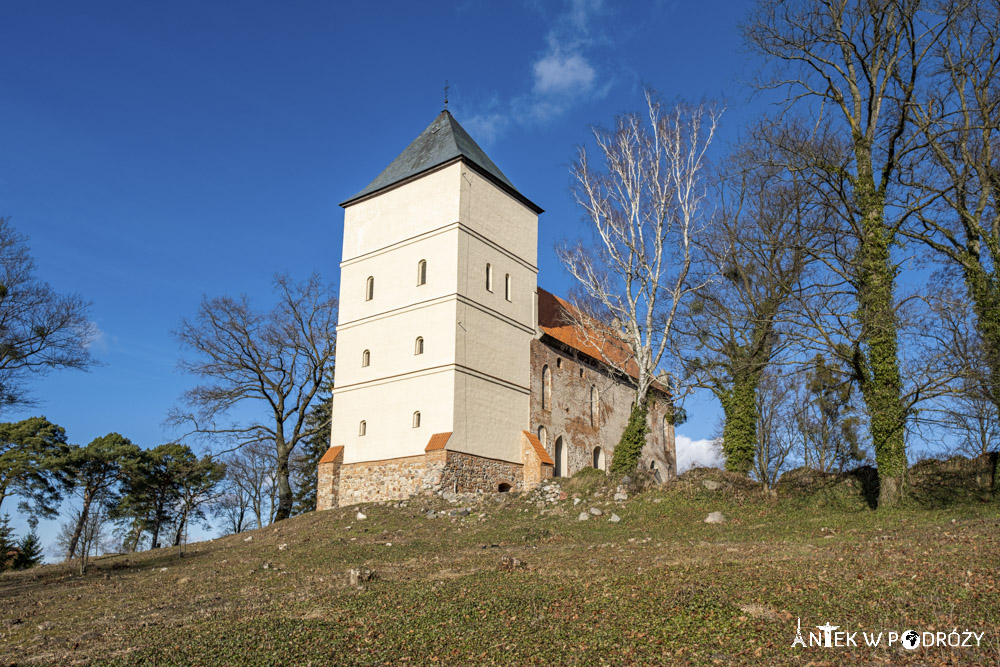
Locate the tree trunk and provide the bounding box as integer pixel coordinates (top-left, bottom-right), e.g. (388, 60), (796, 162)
(173, 512), (186, 547)
(149, 504), (163, 549)
(273, 440), (293, 522)
(854, 178), (908, 508)
(720, 375), (760, 476)
(965, 264), (1000, 411)
(65, 490), (93, 561)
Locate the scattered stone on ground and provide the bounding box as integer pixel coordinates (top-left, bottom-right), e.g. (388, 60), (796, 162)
(589, 507), (603, 516)
(278, 543), (288, 551)
(243, 536), (253, 542)
(704, 511), (727, 524)
(703, 480), (722, 491)
(499, 556), (527, 571)
(348, 567), (376, 587)
(609, 514), (621, 523)
(356, 511), (367, 521)
(578, 512), (590, 521)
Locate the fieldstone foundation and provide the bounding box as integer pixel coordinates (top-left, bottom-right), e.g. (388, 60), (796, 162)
(316, 431), (553, 508)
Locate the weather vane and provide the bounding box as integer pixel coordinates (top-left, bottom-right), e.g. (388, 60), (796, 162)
(444, 80), (449, 110)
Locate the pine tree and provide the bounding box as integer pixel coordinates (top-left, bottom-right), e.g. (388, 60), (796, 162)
(0, 514), (17, 571)
(15, 529), (43, 569)
(292, 383), (332, 515)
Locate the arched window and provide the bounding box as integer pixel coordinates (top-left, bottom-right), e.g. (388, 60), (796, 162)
(362, 349), (370, 367)
(414, 336), (424, 355)
(486, 263), (493, 292)
(504, 273), (511, 301)
(541, 365), (551, 409)
(554, 436), (565, 477)
(412, 411), (421, 428)
(593, 446), (605, 471)
(417, 260), (427, 286)
(498, 483), (512, 493)
(365, 276), (374, 301)
(537, 425), (547, 448)
(358, 420), (366, 436)
(590, 385), (599, 427)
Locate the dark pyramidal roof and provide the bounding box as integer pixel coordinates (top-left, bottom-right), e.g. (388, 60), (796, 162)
(341, 110), (542, 213)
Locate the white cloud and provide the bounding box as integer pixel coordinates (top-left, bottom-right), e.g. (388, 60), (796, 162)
(532, 51), (596, 96)
(455, 0), (610, 143)
(675, 434), (725, 473)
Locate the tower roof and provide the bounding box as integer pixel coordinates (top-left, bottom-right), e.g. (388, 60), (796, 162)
(340, 110), (542, 213)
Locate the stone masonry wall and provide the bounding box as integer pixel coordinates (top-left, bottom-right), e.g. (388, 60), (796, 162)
(439, 450), (524, 494)
(529, 337), (676, 481)
(317, 460), (341, 511)
(337, 450), (447, 506)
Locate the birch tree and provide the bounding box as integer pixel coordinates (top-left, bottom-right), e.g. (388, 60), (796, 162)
(558, 93), (720, 407)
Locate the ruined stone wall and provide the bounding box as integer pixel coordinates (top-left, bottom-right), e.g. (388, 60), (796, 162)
(529, 337), (676, 481)
(439, 450), (524, 494)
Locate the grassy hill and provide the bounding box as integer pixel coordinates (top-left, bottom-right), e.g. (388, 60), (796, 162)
(2, 464), (999, 665)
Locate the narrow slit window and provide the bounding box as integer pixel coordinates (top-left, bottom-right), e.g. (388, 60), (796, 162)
(359, 420), (366, 436)
(486, 263), (493, 292)
(417, 260), (427, 286)
(541, 365), (551, 409)
(365, 276), (374, 301)
(362, 349), (370, 367)
(414, 336), (424, 355)
(505, 273), (511, 301)
(412, 411), (421, 428)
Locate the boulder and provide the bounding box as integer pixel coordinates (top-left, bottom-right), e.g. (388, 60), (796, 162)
(704, 511), (727, 524)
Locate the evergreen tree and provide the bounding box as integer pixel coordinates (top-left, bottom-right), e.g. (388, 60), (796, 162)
(0, 417), (70, 517)
(0, 513), (16, 571)
(14, 528), (43, 569)
(62, 433), (141, 560)
(291, 383), (332, 515)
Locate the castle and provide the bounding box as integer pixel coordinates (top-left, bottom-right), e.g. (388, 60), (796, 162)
(316, 110), (676, 509)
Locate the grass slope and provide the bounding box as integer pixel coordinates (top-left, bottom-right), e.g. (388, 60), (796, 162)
(2, 469), (999, 665)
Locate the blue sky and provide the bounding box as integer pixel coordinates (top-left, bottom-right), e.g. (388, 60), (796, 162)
(2, 0), (757, 544)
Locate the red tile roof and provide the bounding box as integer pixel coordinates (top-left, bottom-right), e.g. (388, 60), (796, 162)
(536, 287), (669, 395)
(319, 445), (344, 465)
(522, 430), (554, 465)
(425, 432), (452, 452)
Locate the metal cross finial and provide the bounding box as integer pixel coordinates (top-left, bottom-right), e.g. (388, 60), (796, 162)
(444, 80), (450, 110)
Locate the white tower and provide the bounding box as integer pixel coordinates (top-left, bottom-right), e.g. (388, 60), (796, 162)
(319, 111), (549, 507)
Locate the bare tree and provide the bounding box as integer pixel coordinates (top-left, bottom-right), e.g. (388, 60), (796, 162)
(171, 274), (337, 521)
(743, 0), (943, 506)
(924, 280), (1000, 457)
(682, 137), (815, 474)
(220, 441), (277, 529)
(753, 371), (796, 489)
(906, 0), (1000, 417)
(558, 92), (720, 406)
(0, 217), (94, 410)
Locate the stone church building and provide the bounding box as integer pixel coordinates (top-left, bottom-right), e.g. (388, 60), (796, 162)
(317, 110), (676, 509)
